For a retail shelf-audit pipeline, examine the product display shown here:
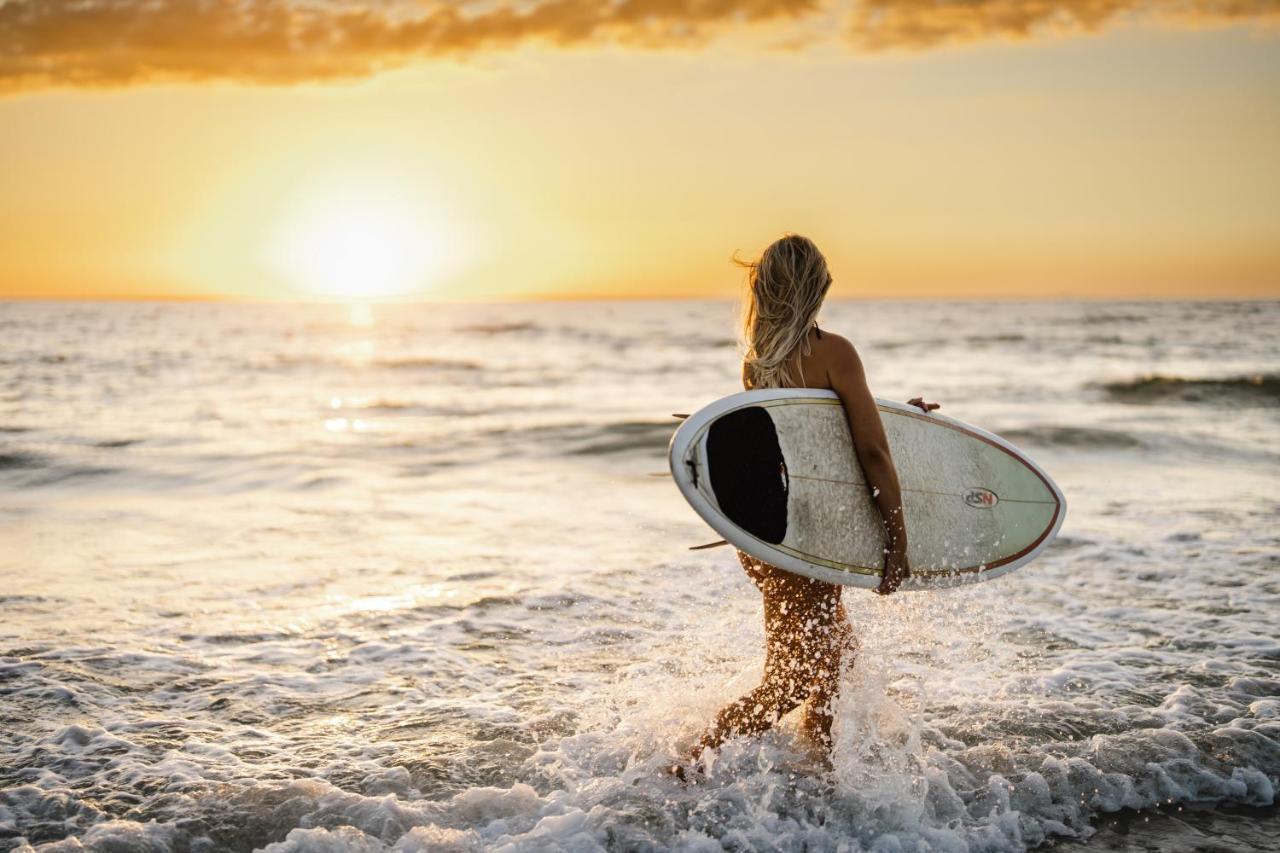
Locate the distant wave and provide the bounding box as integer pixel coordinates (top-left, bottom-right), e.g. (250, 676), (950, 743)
(491, 419), (675, 458)
(872, 333), (1025, 351)
(0, 455), (118, 486)
(965, 333), (1027, 345)
(1082, 311), (1149, 324)
(1101, 374), (1279, 406)
(458, 321), (540, 335)
(569, 420), (676, 456)
(372, 356), (484, 371)
(334, 398), (528, 417)
(1002, 425), (1144, 450)
(0, 594), (53, 605)
(0, 451), (45, 470)
(502, 322), (738, 353)
(268, 354), (483, 371)
(873, 338), (948, 351)
(455, 319), (738, 351)
(1, 444), (132, 485)
(1002, 423), (1278, 464)
(342, 399), (417, 411)
(1043, 310), (1150, 326)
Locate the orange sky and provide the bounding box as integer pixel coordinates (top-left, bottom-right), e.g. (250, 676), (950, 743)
(1, 1), (1278, 301)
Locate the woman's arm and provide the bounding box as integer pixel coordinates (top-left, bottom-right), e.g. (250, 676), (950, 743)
(825, 336), (910, 595)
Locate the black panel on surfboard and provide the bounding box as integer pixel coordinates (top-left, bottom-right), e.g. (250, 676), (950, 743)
(706, 406), (788, 544)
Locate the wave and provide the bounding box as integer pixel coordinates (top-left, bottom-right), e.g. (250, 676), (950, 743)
(493, 419), (676, 458)
(456, 319), (728, 351)
(266, 354), (484, 372)
(93, 438), (139, 448)
(1003, 423), (1276, 464)
(566, 420), (677, 456)
(1046, 310), (1151, 327)
(965, 333), (1027, 345)
(1101, 374), (1280, 406)
(478, 322), (734, 352)
(1082, 311), (1149, 324)
(0, 447), (128, 487)
(871, 337), (949, 351)
(457, 321), (540, 335)
(2, 464), (119, 487)
(0, 354), (75, 366)
(1002, 425), (1144, 450)
(337, 398), (550, 419)
(0, 451), (46, 470)
(372, 357), (483, 371)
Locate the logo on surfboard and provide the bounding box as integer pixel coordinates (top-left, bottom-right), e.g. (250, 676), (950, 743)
(963, 487), (999, 508)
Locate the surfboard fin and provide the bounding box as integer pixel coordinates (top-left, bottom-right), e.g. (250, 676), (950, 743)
(689, 539), (729, 550)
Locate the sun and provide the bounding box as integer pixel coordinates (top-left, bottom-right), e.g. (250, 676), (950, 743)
(266, 178), (451, 299)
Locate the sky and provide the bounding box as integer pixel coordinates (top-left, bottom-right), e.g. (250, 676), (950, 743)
(1, 0), (1278, 301)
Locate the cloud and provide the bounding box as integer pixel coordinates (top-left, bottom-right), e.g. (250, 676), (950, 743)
(1, 0), (1276, 92)
(849, 0), (1280, 49)
(0, 0), (822, 91)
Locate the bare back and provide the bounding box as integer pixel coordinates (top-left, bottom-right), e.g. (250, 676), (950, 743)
(742, 326), (840, 392)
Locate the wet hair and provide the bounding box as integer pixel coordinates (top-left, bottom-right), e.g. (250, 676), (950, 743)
(739, 234), (832, 389)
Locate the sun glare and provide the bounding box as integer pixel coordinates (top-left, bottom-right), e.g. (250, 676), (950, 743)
(266, 178), (453, 299)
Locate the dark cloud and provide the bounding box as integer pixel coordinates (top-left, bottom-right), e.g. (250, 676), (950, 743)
(0, 0), (1276, 92)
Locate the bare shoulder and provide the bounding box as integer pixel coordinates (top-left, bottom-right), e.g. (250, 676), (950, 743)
(813, 330), (863, 373)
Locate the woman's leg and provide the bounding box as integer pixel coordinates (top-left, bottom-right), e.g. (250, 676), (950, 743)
(799, 601), (855, 749)
(694, 555), (807, 754)
(762, 570), (850, 752)
(697, 655), (808, 750)
(695, 555), (849, 756)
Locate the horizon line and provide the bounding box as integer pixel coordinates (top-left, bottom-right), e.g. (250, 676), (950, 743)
(3, 293), (1277, 305)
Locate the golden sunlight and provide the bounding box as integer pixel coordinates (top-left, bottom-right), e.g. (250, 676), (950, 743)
(265, 177), (453, 300)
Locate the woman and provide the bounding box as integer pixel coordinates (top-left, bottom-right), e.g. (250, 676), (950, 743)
(688, 234), (937, 768)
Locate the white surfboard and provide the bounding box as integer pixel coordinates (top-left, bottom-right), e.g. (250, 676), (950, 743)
(669, 389), (1066, 590)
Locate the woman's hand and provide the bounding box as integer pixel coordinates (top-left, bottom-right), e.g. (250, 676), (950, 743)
(876, 549), (910, 596)
(907, 397), (940, 413)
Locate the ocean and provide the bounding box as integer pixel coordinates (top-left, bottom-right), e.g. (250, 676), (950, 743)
(1, 299), (1277, 852)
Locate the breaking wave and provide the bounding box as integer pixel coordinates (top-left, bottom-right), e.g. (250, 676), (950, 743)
(1101, 374), (1280, 406)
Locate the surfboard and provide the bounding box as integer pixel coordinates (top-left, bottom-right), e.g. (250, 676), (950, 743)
(668, 389), (1066, 590)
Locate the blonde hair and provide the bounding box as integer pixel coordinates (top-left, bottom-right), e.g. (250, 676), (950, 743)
(739, 234), (832, 389)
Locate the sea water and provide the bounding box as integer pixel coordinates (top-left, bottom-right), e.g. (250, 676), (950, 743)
(0, 299), (1277, 852)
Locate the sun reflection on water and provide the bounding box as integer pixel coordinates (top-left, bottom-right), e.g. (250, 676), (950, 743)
(324, 417), (372, 433)
(347, 302), (375, 328)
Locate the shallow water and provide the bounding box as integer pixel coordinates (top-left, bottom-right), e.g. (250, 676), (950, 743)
(1, 299), (1277, 852)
